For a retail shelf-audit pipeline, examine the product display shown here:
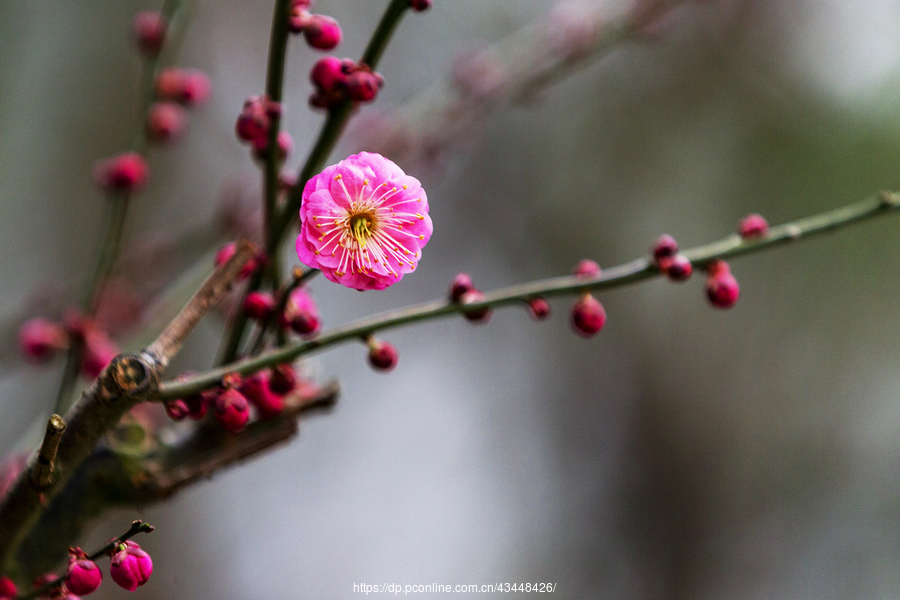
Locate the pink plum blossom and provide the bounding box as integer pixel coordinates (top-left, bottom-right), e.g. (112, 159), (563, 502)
(296, 152), (432, 290)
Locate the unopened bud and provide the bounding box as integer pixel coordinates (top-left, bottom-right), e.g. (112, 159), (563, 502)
(526, 297), (551, 320)
(705, 271), (740, 309)
(213, 388), (251, 432)
(460, 289), (491, 323)
(109, 541), (152, 591)
(651, 234), (678, 262)
(146, 101), (187, 143)
(303, 14), (342, 50)
(572, 259), (601, 279)
(738, 213), (769, 239)
(244, 291), (276, 321)
(449, 272), (474, 302)
(658, 253), (692, 282)
(94, 152), (149, 193)
(367, 339), (399, 372)
(65, 553), (102, 596)
(18, 318), (68, 362)
(409, 0), (432, 11)
(570, 293), (606, 337)
(133, 11), (167, 56)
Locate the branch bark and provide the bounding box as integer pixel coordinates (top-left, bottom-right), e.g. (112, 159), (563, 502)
(0, 240), (256, 571)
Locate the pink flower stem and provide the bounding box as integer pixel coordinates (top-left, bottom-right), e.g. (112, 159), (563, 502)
(161, 191), (900, 399)
(15, 521), (155, 600)
(218, 0), (413, 365)
(52, 0), (187, 416)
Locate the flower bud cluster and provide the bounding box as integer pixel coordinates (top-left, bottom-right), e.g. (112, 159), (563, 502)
(166, 364), (300, 431)
(18, 313), (119, 380)
(214, 241), (265, 281)
(234, 96), (293, 163)
(367, 338), (399, 372)
(448, 272), (492, 323)
(309, 57), (384, 109)
(12, 541), (154, 599)
(567, 259), (607, 337)
(241, 284), (321, 338)
(288, 1), (343, 50)
(147, 67), (211, 143)
(651, 234), (692, 282)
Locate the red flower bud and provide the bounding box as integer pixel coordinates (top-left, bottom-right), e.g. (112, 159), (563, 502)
(146, 101), (187, 143)
(18, 318), (68, 362)
(409, 0), (432, 11)
(94, 153), (149, 193)
(239, 372), (284, 419)
(303, 14), (342, 50)
(738, 213), (769, 239)
(214, 242), (259, 280)
(449, 272), (474, 302)
(164, 398), (189, 421)
(244, 291), (276, 321)
(235, 95), (274, 143)
(0, 576), (17, 599)
(651, 234), (678, 262)
(460, 289), (491, 323)
(281, 288), (321, 335)
(214, 388), (250, 432)
(65, 556), (103, 596)
(526, 297), (551, 320)
(155, 68), (211, 106)
(81, 332), (119, 379)
(287, 7), (313, 33)
(269, 363), (297, 395)
(570, 293), (606, 337)
(572, 259), (601, 278)
(132, 11), (167, 56)
(252, 130), (293, 163)
(367, 339), (399, 372)
(706, 271), (740, 309)
(109, 541), (152, 591)
(310, 56), (347, 93)
(346, 70), (382, 102)
(658, 253), (692, 282)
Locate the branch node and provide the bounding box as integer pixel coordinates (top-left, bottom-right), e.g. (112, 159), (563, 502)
(879, 190), (900, 208)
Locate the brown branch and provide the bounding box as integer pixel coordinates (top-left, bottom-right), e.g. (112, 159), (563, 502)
(30, 415), (66, 489)
(137, 381), (338, 502)
(0, 239), (256, 570)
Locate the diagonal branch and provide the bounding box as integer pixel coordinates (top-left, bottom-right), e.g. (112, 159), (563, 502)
(0, 240), (256, 570)
(159, 191), (900, 400)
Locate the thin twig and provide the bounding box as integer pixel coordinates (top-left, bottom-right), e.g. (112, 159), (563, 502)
(30, 415), (66, 489)
(160, 191), (900, 399)
(16, 520), (155, 600)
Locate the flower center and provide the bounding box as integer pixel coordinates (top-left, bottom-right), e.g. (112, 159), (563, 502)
(349, 212), (375, 248)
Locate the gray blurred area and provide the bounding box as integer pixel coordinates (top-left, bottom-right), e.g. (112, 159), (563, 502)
(3, 0), (900, 598)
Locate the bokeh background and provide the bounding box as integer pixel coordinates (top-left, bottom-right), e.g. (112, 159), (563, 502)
(2, 0), (900, 598)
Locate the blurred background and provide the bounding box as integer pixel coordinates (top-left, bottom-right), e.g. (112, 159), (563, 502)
(2, 0), (900, 598)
